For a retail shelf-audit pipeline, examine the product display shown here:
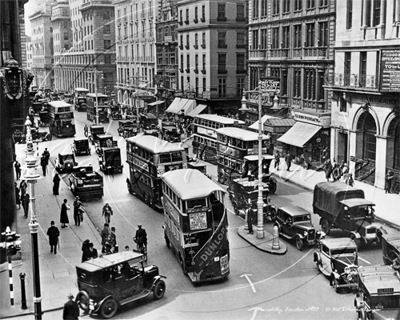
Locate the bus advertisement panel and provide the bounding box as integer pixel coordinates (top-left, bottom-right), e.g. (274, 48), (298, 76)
(48, 101), (76, 137)
(126, 135), (187, 210)
(161, 169), (230, 283)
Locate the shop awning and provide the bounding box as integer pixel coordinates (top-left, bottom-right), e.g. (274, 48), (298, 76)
(166, 98), (188, 114)
(147, 100), (165, 106)
(180, 99), (196, 115)
(187, 104), (207, 117)
(277, 122), (321, 148)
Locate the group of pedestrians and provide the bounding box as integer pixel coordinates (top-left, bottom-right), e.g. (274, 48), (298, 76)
(15, 179), (30, 218)
(323, 159), (354, 186)
(100, 223), (118, 254)
(81, 239), (98, 262)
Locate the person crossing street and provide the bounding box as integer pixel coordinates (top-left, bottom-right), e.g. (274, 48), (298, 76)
(102, 203), (113, 224)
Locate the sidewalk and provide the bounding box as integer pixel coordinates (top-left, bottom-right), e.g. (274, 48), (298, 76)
(0, 143), (102, 319)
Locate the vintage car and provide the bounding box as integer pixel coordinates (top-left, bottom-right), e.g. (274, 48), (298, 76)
(74, 96), (87, 111)
(227, 176), (277, 221)
(68, 168), (103, 201)
(313, 182), (381, 247)
(274, 205), (320, 250)
(88, 125), (105, 145)
(55, 152), (78, 173)
(161, 120), (180, 142)
(381, 232), (400, 265)
(98, 147), (123, 174)
(355, 265), (400, 320)
(75, 251), (166, 319)
(117, 120), (138, 139)
(71, 138), (91, 156)
(95, 134), (117, 155)
(141, 113), (159, 137)
(314, 237), (359, 293)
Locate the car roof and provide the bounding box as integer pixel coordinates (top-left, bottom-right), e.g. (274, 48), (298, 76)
(320, 237), (357, 249)
(279, 206), (311, 216)
(188, 159), (208, 168)
(359, 265), (400, 294)
(381, 233), (400, 251)
(77, 251), (144, 272)
(97, 134), (113, 138)
(74, 138), (88, 142)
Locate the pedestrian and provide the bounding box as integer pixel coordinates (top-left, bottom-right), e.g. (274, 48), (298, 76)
(324, 159), (333, 182)
(274, 151), (281, 170)
(82, 242), (98, 262)
(22, 193), (30, 218)
(19, 180), (27, 198)
(73, 196), (82, 226)
(14, 161), (21, 180)
(62, 293), (79, 320)
(345, 173), (354, 187)
(102, 203), (113, 224)
(84, 124), (88, 137)
(109, 227), (118, 253)
(53, 173), (61, 195)
(42, 148), (50, 163)
(100, 223), (110, 253)
(385, 170), (394, 194)
(285, 152), (293, 172)
(60, 199), (70, 228)
(15, 183), (21, 209)
(341, 163), (349, 182)
(81, 239), (91, 262)
(40, 155), (47, 176)
(332, 160), (341, 182)
(246, 200), (254, 234)
(46, 221), (60, 254)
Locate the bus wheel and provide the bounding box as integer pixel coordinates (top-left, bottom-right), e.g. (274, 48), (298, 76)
(100, 297), (118, 319)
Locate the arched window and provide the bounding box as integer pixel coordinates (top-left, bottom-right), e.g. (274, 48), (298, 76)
(357, 112), (377, 161)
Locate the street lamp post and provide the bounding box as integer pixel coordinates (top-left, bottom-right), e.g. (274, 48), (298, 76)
(23, 117), (43, 320)
(256, 87), (264, 239)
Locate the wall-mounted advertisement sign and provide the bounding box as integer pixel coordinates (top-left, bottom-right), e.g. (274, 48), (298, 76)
(381, 50), (400, 91)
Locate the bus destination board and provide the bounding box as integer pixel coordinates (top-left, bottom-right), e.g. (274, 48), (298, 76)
(189, 211), (207, 231)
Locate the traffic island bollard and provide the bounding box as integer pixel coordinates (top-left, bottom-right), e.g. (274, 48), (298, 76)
(20, 273), (27, 310)
(272, 225), (280, 250)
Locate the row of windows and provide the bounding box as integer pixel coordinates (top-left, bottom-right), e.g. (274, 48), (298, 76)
(54, 54), (111, 65)
(194, 118), (224, 129)
(163, 183), (208, 214)
(179, 31), (246, 49)
(217, 134), (260, 150)
(179, 3), (245, 23)
(193, 135), (217, 149)
(117, 44), (154, 62)
(179, 54), (245, 73)
(164, 213), (181, 243)
(253, 0), (329, 19)
(217, 155), (242, 172)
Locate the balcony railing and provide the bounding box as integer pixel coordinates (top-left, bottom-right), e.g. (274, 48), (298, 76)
(270, 48), (289, 58)
(193, 18), (198, 23)
(249, 50), (266, 60)
(201, 44), (206, 49)
(193, 44), (198, 49)
(334, 73), (377, 89)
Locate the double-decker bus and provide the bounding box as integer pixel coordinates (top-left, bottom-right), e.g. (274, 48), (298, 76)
(192, 115), (245, 163)
(48, 101), (76, 137)
(86, 93), (109, 123)
(126, 135), (187, 210)
(74, 87), (89, 111)
(216, 127), (270, 184)
(161, 168), (230, 283)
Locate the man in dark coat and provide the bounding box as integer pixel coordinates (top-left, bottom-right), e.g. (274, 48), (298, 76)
(40, 155), (47, 176)
(82, 242), (98, 262)
(60, 199), (70, 228)
(53, 173), (61, 195)
(73, 197), (82, 226)
(285, 152), (293, 172)
(22, 193), (30, 218)
(62, 293), (79, 320)
(47, 221), (60, 254)
(15, 183), (21, 209)
(14, 161), (21, 180)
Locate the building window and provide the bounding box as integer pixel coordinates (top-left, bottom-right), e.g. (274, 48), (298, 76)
(237, 53), (245, 72)
(294, 0), (302, 11)
(318, 21), (328, 47)
(237, 3), (245, 20)
(237, 77), (244, 97)
(218, 78), (226, 97)
(359, 52), (367, 87)
(186, 54), (190, 71)
(104, 40), (111, 49)
(195, 33), (198, 47)
(344, 52), (351, 86)
(64, 32), (69, 40)
(271, 28), (279, 49)
(185, 8), (189, 23)
(103, 24), (110, 34)
(202, 54), (206, 70)
(218, 32), (226, 48)
(104, 54), (111, 64)
(253, 0), (259, 18)
(195, 54), (198, 71)
(305, 23), (315, 47)
(237, 32), (246, 47)
(179, 10), (183, 24)
(339, 94), (347, 112)
(281, 69), (288, 96)
(261, 0), (267, 17)
(202, 32), (206, 47)
(180, 35), (183, 47)
(294, 25), (302, 48)
(202, 5), (205, 21)
(195, 7), (198, 21)
(260, 29), (267, 49)
(304, 69), (316, 100)
(372, 0), (381, 26)
(293, 68), (301, 98)
(218, 3), (226, 21)
(272, 0), (280, 15)
(186, 34), (189, 48)
(320, 0), (328, 7)
(180, 54), (184, 71)
(218, 54), (226, 73)
(306, 0), (315, 10)
(282, 0), (290, 13)
(252, 30), (259, 49)
(203, 78), (206, 92)
(282, 26), (289, 48)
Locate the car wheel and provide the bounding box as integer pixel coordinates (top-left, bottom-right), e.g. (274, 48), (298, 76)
(65, 162), (73, 170)
(321, 219), (331, 235)
(76, 291), (90, 312)
(99, 297), (118, 319)
(332, 277), (340, 293)
(153, 280), (166, 300)
(295, 237), (304, 251)
(269, 207), (277, 221)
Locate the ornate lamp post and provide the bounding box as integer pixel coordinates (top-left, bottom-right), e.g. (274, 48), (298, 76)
(22, 116), (43, 320)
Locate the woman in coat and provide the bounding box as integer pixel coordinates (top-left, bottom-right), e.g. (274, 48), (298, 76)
(60, 199), (70, 228)
(53, 173), (61, 195)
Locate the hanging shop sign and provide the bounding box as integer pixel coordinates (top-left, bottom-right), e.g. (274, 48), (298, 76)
(293, 111), (331, 128)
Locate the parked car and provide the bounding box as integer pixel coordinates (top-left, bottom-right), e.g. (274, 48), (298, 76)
(355, 265), (400, 320)
(75, 251), (166, 319)
(274, 205), (320, 250)
(313, 182), (381, 247)
(381, 231), (400, 265)
(55, 153), (78, 173)
(313, 237), (359, 293)
(71, 138), (91, 156)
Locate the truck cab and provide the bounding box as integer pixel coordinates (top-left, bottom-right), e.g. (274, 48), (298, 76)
(98, 147), (123, 174)
(68, 168), (104, 201)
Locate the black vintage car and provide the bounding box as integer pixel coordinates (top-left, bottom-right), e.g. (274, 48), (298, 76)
(72, 138), (91, 156)
(88, 125), (105, 145)
(117, 120), (138, 139)
(98, 147), (123, 174)
(55, 153), (78, 173)
(274, 205), (320, 250)
(75, 251), (166, 319)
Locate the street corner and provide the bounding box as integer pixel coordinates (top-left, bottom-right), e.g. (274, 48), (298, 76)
(237, 226), (287, 255)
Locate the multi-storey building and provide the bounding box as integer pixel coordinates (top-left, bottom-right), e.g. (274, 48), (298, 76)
(26, 35), (33, 71)
(56, 0), (116, 95)
(332, 0), (400, 191)
(30, 3), (54, 89)
(176, 0), (247, 114)
(155, 0), (178, 107)
(114, 0), (157, 108)
(246, 0), (335, 168)
(52, 0), (72, 91)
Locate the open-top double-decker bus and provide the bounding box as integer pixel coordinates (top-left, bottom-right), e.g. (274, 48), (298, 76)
(161, 168), (230, 283)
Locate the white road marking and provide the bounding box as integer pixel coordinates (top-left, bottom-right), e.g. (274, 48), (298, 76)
(358, 256), (371, 264)
(241, 274), (256, 293)
(248, 307), (265, 320)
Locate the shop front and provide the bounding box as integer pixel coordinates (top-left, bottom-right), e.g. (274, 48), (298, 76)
(277, 111), (331, 169)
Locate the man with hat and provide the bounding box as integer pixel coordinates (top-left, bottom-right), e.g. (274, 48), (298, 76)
(134, 224), (147, 252)
(62, 293), (79, 320)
